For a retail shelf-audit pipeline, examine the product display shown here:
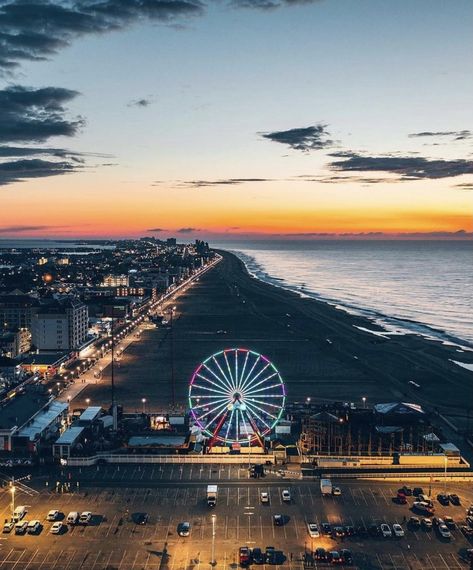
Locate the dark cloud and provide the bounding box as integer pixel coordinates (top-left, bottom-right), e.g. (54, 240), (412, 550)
(148, 227), (166, 232)
(174, 177), (272, 188)
(127, 98), (152, 108)
(0, 157), (80, 185)
(408, 130), (473, 141)
(260, 124), (333, 152)
(455, 182), (473, 190)
(0, 0), (204, 70)
(0, 224), (68, 234)
(0, 85), (83, 143)
(177, 227), (199, 233)
(329, 152), (473, 180)
(231, 0), (321, 10)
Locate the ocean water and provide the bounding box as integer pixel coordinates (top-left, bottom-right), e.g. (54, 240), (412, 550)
(215, 240), (473, 347)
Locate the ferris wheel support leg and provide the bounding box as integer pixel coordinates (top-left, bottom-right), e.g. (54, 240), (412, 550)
(248, 416), (265, 451)
(207, 410), (229, 452)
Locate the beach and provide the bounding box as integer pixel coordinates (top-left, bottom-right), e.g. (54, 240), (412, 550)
(73, 250), (473, 431)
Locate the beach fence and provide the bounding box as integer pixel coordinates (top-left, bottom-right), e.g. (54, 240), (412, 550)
(65, 453), (275, 467)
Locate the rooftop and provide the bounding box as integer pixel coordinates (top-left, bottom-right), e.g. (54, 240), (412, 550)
(79, 406), (102, 423)
(0, 387), (50, 431)
(54, 425), (85, 446)
(17, 400), (68, 441)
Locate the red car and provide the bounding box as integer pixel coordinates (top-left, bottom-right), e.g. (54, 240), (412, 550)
(239, 546), (251, 566)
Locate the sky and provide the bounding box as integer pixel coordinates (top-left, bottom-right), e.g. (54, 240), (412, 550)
(0, 0), (472, 240)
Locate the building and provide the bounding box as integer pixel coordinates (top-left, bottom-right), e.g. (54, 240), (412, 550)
(101, 274), (129, 287)
(0, 295), (39, 330)
(0, 328), (30, 357)
(31, 298), (88, 351)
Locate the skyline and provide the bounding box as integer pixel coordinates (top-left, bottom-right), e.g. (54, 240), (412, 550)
(1, 0), (473, 239)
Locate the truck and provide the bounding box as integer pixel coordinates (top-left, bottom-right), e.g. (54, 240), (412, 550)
(207, 484), (218, 507)
(320, 478), (332, 496)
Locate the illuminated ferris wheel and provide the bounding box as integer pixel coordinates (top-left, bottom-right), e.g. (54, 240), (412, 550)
(189, 348), (286, 448)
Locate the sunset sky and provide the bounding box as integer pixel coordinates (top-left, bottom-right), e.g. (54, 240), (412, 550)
(1, 0), (472, 239)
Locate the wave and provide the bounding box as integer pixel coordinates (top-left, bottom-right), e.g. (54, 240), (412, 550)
(228, 248), (473, 351)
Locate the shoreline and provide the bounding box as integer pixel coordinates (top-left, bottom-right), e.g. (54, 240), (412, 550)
(72, 250), (473, 435)
(228, 247), (473, 350)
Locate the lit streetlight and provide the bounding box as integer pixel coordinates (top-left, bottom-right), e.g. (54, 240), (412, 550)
(211, 514), (216, 566)
(362, 396), (366, 409)
(142, 398), (147, 414)
(85, 398), (90, 406)
(10, 484), (15, 519)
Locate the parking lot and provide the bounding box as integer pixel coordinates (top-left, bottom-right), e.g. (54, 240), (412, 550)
(1, 475), (472, 569)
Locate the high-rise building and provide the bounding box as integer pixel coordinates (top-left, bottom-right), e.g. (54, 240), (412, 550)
(0, 295), (39, 330)
(32, 299), (88, 351)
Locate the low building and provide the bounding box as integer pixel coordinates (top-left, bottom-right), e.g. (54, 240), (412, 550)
(101, 274), (129, 287)
(15, 400), (69, 453)
(53, 426), (86, 459)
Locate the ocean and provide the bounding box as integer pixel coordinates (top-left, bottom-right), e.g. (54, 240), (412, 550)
(216, 240), (473, 347)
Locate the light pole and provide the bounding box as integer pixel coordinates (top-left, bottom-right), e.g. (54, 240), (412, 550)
(211, 514), (216, 566)
(444, 455), (448, 494)
(10, 484), (15, 519)
(362, 396), (366, 409)
(142, 398), (147, 414)
(85, 398), (90, 407)
(248, 434), (252, 470)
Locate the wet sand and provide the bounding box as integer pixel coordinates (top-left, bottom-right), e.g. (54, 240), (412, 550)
(73, 251), (473, 430)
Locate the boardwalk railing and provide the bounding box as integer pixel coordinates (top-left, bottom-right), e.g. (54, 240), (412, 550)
(65, 453), (274, 467)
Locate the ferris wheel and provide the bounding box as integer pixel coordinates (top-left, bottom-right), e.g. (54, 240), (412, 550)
(189, 348), (286, 448)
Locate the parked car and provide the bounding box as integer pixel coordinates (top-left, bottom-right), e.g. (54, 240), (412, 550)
(321, 522), (331, 535)
(15, 521), (28, 535)
(444, 516), (456, 529)
(438, 524), (451, 539)
(27, 520), (41, 534)
(460, 525), (473, 538)
(273, 514), (283, 526)
(332, 487), (342, 496)
(46, 510), (60, 522)
(177, 522), (191, 537)
(66, 512), (79, 525)
(422, 518), (433, 529)
(79, 512), (92, 525)
(265, 546), (276, 564)
(341, 549), (353, 565)
(239, 546), (251, 566)
(399, 486), (412, 496)
(393, 523), (404, 537)
(344, 525), (355, 536)
(449, 494), (461, 506)
(380, 524), (392, 538)
(12, 506), (27, 522)
(281, 490), (291, 502)
(408, 517), (420, 529)
(437, 494), (449, 506)
(307, 522), (320, 538)
(369, 523), (380, 537)
(332, 526), (345, 538)
(413, 487), (424, 497)
(50, 521), (64, 534)
(3, 521), (14, 533)
(329, 551), (343, 564)
(314, 548), (327, 561)
(260, 492), (269, 504)
(252, 548), (264, 565)
(132, 512), (149, 525)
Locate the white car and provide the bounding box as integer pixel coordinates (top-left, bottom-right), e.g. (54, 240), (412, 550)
(392, 523), (404, 537)
(380, 523), (392, 537)
(27, 520), (41, 534)
(46, 510), (60, 522)
(307, 522), (320, 538)
(79, 511), (92, 525)
(281, 490), (291, 502)
(260, 492), (269, 504)
(332, 487), (342, 496)
(422, 518), (433, 529)
(3, 521), (14, 533)
(50, 521), (64, 534)
(438, 524), (451, 539)
(15, 521), (28, 535)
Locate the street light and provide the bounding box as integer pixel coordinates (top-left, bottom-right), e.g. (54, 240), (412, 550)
(85, 398), (90, 406)
(211, 514), (216, 566)
(10, 484), (15, 519)
(142, 398), (146, 414)
(362, 396), (366, 409)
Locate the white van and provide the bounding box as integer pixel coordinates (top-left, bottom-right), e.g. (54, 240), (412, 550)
(12, 506), (27, 522)
(66, 511), (80, 525)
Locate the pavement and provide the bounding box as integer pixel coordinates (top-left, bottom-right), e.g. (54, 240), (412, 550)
(1, 467), (473, 569)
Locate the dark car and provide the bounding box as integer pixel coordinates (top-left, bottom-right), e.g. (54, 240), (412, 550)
(437, 494), (449, 506)
(461, 525), (473, 538)
(413, 487), (424, 497)
(321, 522), (331, 535)
(252, 548), (264, 565)
(341, 549), (353, 565)
(344, 525), (355, 537)
(368, 524), (380, 537)
(265, 546), (276, 565)
(395, 495), (408, 505)
(449, 494), (461, 506)
(132, 512), (149, 525)
(314, 548), (327, 561)
(332, 526), (345, 538)
(329, 551), (343, 565)
(400, 486), (413, 496)
(466, 516), (473, 528)
(408, 517), (420, 529)
(239, 546), (251, 566)
(273, 514), (283, 526)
